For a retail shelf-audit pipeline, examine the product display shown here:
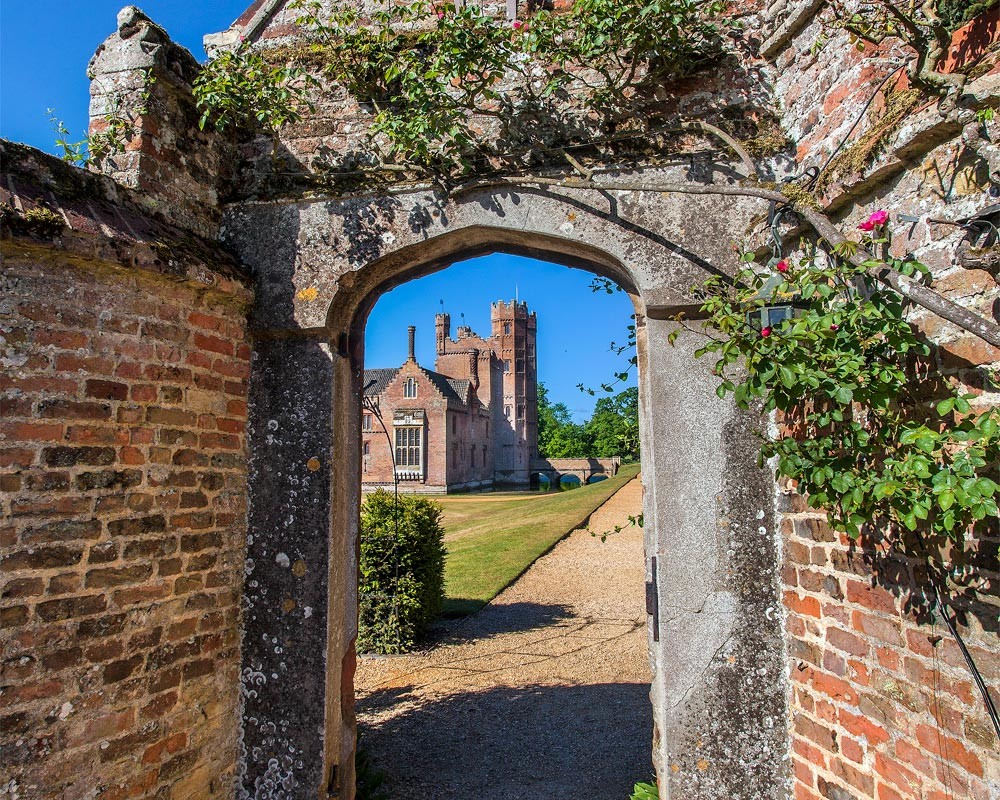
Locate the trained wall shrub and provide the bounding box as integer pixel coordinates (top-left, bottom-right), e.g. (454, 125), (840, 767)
(358, 490), (446, 654)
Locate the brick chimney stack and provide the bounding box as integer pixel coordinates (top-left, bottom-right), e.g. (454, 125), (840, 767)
(407, 326), (416, 362)
(468, 349), (480, 389)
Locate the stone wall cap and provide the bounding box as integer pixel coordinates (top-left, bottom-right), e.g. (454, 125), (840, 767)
(0, 140), (252, 299)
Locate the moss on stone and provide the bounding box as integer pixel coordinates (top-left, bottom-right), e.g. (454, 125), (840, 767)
(1, 203), (67, 239)
(815, 88), (923, 193)
(743, 116), (792, 159)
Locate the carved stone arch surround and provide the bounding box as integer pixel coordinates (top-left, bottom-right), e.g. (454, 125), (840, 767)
(222, 173), (788, 799)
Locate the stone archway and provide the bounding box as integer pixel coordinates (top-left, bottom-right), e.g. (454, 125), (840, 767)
(224, 178), (787, 800)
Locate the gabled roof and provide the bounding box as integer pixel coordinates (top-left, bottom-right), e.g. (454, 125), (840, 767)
(363, 368), (399, 397)
(362, 367), (470, 405)
(426, 373), (471, 404)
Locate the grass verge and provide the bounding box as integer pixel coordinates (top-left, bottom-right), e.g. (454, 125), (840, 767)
(439, 463), (641, 617)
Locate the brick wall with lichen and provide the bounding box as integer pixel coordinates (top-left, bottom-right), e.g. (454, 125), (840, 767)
(0, 252), (251, 799)
(765, 5), (1000, 799)
(88, 7), (236, 239)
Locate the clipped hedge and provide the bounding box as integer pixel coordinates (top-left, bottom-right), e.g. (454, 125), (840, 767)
(358, 490), (446, 654)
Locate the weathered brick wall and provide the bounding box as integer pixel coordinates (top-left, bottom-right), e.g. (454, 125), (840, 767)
(780, 494), (998, 800)
(766, 7), (1000, 799)
(206, 0), (775, 197)
(89, 7), (235, 239)
(0, 249), (251, 798)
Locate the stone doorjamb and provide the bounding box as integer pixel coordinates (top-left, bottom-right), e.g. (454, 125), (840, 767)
(222, 173), (788, 800)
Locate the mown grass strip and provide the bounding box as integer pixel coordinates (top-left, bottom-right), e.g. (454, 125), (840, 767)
(439, 463), (641, 617)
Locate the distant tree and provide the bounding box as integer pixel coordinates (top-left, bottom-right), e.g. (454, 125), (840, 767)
(545, 421), (592, 458)
(586, 387), (639, 461)
(538, 383), (637, 459)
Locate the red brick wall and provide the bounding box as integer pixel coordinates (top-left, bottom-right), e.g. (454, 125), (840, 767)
(0, 255), (251, 799)
(362, 364), (450, 491)
(769, 9), (1000, 798)
(780, 496), (998, 800)
(362, 362), (493, 493)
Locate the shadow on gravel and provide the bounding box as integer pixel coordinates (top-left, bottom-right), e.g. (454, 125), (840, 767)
(429, 602), (577, 646)
(357, 681), (653, 800)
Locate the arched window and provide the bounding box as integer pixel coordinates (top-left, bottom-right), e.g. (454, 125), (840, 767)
(403, 377), (417, 398)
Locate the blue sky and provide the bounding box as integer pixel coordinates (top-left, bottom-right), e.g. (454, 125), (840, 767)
(2, 2), (637, 421)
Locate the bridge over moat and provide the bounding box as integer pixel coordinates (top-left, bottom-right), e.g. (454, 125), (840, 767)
(530, 457), (622, 487)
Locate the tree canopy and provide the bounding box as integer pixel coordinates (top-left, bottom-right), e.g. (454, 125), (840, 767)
(537, 383), (639, 461)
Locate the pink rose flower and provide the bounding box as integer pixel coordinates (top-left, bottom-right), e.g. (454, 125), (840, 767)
(512, 19), (524, 29)
(776, 260), (789, 273)
(859, 209), (889, 231)
(761, 326), (772, 338)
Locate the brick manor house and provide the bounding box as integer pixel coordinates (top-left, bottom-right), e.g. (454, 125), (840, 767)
(362, 300), (539, 492)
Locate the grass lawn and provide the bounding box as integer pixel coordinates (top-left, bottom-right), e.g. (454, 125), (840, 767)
(438, 463), (641, 617)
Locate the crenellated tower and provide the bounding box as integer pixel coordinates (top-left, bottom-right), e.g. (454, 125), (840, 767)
(490, 300), (537, 486)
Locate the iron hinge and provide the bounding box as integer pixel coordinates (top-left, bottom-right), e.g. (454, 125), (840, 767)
(645, 556), (659, 642)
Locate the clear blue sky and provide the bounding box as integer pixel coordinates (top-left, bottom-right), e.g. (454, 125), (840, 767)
(1, 3), (637, 421)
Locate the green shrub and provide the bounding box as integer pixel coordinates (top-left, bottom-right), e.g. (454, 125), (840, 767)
(358, 490), (446, 654)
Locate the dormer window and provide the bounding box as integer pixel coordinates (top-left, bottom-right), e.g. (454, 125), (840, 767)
(404, 377), (418, 398)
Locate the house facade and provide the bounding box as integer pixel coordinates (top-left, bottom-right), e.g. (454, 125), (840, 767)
(362, 300), (538, 492)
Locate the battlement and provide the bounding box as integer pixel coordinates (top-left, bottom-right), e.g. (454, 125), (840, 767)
(491, 300), (536, 321)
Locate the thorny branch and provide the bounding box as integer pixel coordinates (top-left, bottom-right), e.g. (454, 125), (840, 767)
(827, 0), (967, 100)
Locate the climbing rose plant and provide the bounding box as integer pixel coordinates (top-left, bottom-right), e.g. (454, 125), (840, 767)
(193, 0), (728, 172)
(692, 215), (1000, 544)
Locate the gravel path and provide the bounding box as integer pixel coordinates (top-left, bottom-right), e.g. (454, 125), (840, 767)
(355, 477), (652, 800)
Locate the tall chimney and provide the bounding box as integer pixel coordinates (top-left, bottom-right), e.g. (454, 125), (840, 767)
(468, 349), (479, 389)
(407, 326), (416, 362)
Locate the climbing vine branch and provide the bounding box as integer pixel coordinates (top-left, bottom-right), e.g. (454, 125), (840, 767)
(194, 0), (731, 173)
